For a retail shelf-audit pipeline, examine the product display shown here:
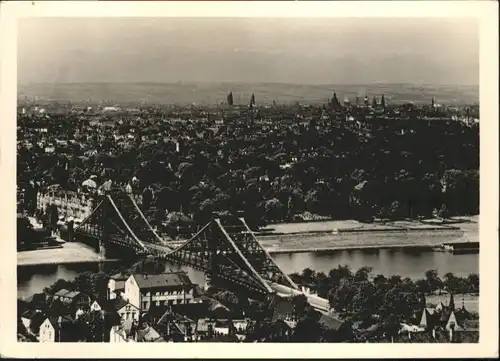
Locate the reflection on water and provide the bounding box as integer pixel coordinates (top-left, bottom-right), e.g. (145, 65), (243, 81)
(17, 249), (479, 299)
(272, 249), (479, 280)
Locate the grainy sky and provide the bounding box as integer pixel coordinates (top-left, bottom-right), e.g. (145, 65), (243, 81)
(18, 18), (479, 85)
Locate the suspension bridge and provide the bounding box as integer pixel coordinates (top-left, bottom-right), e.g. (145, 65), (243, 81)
(73, 189), (330, 311)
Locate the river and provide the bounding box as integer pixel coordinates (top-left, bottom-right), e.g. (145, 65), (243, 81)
(17, 248), (478, 299)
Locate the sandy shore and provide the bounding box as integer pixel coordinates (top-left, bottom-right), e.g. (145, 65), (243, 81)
(258, 217), (478, 254)
(17, 242), (107, 266)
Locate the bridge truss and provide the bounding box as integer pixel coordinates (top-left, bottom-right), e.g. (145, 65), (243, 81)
(74, 189), (299, 295)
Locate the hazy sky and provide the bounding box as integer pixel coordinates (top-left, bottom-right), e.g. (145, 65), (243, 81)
(18, 18), (479, 85)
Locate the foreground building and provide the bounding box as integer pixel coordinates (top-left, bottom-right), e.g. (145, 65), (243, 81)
(123, 272), (198, 311)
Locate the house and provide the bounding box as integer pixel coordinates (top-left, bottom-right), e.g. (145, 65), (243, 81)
(318, 313), (352, 341)
(123, 272), (197, 311)
(195, 318), (211, 339)
(25, 292), (52, 312)
(38, 315), (78, 343)
(249, 319), (295, 342)
(75, 299), (103, 320)
(268, 295), (295, 322)
(152, 308), (197, 342)
(135, 323), (165, 342)
(103, 297), (140, 322)
(418, 293), (471, 332)
(53, 289), (90, 307)
(90, 299), (102, 312)
(196, 295), (231, 319)
(110, 318), (136, 343)
(20, 309), (49, 337)
(20, 309), (42, 331)
(167, 298), (228, 321)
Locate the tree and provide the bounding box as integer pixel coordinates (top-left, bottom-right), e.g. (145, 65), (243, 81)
(292, 308), (323, 342)
(301, 268), (316, 285)
(264, 198), (285, 222)
(292, 294), (309, 318)
(43, 278), (75, 294)
(388, 200), (405, 220)
(45, 204), (59, 232)
(227, 92), (234, 106)
(437, 203), (449, 219)
(17, 216), (33, 250)
(328, 282), (356, 313)
(467, 273), (479, 293)
(286, 196), (295, 221)
(425, 269), (443, 294)
(142, 187), (153, 210)
(382, 314), (400, 342)
(415, 279), (431, 295)
(214, 290), (239, 310)
(373, 274), (387, 287)
(371, 96), (378, 108)
(351, 281), (378, 321)
(381, 94), (386, 109)
(304, 189), (322, 214)
(354, 266), (373, 282)
(381, 287), (420, 321)
(75, 310), (105, 342)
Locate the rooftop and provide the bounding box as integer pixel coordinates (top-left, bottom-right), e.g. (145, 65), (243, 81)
(131, 272), (193, 290)
(54, 289), (81, 299)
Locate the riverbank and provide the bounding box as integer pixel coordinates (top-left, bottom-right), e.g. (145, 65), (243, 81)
(17, 216), (478, 266)
(256, 217), (477, 254)
(17, 242), (111, 266)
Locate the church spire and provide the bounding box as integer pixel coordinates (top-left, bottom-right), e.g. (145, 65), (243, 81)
(448, 292), (455, 310)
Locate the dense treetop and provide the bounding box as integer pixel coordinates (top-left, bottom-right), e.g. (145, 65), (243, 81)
(17, 101), (479, 226)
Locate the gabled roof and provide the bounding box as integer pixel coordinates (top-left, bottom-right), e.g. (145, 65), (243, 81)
(114, 318), (135, 337)
(197, 296), (230, 312)
(318, 314), (344, 331)
(21, 309), (40, 320)
(110, 273), (129, 281)
(46, 315), (74, 331)
(268, 295), (294, 322)
(103, 297), (137, 312)
(131, 272), (193, 290)
(54, 289), (72, 297)
(136, 326), (164, 342)
(196, 318), (210, 333)
(54, 289), (81, 299)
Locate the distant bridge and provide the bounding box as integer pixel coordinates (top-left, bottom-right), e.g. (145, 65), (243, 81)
(73, 189), (329, 311)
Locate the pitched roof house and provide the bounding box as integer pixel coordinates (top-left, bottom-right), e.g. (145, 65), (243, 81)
(53, 289), (91, 307)
(110, 318), (137, 343)
(108, 273), (128, 300)
(38, 315), (80, 343)
(124, 272), (197, 311)
(102, 297), (140, 323)
(419, 293), (471, 332)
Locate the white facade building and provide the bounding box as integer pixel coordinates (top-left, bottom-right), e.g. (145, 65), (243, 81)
(123, 272), (198, 311)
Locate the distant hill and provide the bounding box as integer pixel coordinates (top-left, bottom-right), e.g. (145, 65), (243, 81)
(18, 82), (479, 106)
